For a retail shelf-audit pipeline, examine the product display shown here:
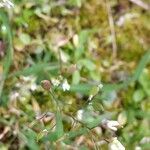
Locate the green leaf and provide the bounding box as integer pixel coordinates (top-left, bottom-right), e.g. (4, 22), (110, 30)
(9, 63), (59, 77)
(132, 50), (150, 82)
(139, 70), (150, 96)
(0, 10), (13, 99)
(79, 59), (96, 71)
(20, 33), (31, 45)
(41, 131), (58, 142)
(89, 86), (99, 96)
(55, 112), (64, 138)
(37, 130), (47, 142)
(75, 30), (90, 59)
(118, 50), (150, 89)
(66, 115), (107, 140)
(90, 71), (101, 81)
(41, 112), (64, 142)
(72, 70), (80, 85)
(70, 83), (92, 94)
(21, 128), (39, 150)
(68, 0), (83, 7)
(133, 89), (145, 102)
(67, 127), (88, 139)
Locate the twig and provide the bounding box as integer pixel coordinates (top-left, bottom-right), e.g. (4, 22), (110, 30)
(58, 48), (63, 74)
(106, 0), (117, 59)
(129, 0), (149, 10)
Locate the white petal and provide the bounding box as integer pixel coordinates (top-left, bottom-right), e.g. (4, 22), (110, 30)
(109, 138), (125, 150)
(113, 138), (125, 150)
(51, 78), (60, 87)
(108, 126), (117, 131)
(62, 79), (70, 91)
(76, 110), (84, 121)
(88, 95), (93, 101)
(107, 120), (120, 128)
(102, 119), (120, 131)
(98, 83), (103, 89)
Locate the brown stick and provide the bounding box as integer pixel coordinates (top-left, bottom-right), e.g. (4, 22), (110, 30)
(129, 0), (149, 10)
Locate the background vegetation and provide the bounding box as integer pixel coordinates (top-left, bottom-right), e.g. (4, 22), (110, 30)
(0, 0), (150, 149)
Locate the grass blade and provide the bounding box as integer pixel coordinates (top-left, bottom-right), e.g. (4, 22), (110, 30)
(0, 10), (13, 100)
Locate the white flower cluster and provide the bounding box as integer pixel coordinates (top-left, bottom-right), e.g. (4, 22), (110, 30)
(0, 0), (14, 8)
(51, 77), (70, 92)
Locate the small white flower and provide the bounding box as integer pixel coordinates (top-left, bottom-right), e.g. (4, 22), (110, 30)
(102, 119), (120, 131)
(73, 34), (79, 47)
(108, 137), (125, 150)
(88, 94), (93, 101)
(9, 92), (19, 101)
(140, 136), (150, 144)
(51, 78), (60, 87)
(62, 79), (70, 91)
(42, 129), (48, 136)
(1, 25), (7, 32)
(42, 129), (48, 133)
(135, 146), (142, 150)
(76, 109), (84, 121)
(30, 84), (37, 91)
(89, 102), (92, 105)
(98, 83), (103, 89)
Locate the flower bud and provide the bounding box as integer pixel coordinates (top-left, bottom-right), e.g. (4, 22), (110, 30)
(41, 80), (51, 90)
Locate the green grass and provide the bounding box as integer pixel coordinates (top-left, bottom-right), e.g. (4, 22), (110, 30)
(0, 0), (149, 149)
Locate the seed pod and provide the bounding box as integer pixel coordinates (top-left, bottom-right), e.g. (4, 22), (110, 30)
(41, 80), (51, 90)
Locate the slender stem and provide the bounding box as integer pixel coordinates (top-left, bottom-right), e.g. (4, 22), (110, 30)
(49, 89), (61, 112)
(58, 48), (62, 74)
(106, 0), (117, 59)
